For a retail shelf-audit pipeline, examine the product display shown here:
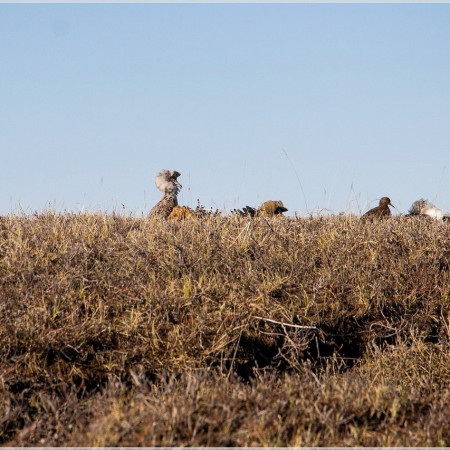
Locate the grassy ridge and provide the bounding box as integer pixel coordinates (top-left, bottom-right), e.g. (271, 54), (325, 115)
(1, 213), (449, 445)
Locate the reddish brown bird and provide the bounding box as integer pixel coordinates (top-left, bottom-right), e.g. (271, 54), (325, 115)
(362, 197), (394, 220)
(233, 200), (288, 218)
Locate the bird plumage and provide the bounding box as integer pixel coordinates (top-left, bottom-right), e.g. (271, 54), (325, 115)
(258, 200), (288, 217)
(362, 197), (393, 220)
(168, 205), (196, 221)
(409, 199), (443, 220)
(233, 200), (288, 217)
(149, 170), (182, 219)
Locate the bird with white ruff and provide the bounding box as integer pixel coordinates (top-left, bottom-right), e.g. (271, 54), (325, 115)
(408, 199), (444, 220)
(148, 169), (182, 219)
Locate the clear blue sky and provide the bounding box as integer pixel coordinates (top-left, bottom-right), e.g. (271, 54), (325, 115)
(1, 3), (450, 216)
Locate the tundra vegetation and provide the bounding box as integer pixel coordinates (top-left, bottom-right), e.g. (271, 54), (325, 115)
(0, 212), (449, 446)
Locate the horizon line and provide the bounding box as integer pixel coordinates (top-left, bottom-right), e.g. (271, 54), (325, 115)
(2, 0), (450, 4)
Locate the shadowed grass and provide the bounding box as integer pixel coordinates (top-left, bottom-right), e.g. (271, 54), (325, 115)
(0, 212), (449, 445)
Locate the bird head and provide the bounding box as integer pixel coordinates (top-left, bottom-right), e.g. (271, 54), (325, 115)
(155, 169), (182, 195)
(273, 200), (288, 214)
(380, 197), (393, 208)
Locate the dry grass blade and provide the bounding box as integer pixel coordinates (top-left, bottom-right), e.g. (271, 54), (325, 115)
(253, 315), (316, 329)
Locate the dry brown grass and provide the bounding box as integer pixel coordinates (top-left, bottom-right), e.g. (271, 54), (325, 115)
(1, 212), (449, 445)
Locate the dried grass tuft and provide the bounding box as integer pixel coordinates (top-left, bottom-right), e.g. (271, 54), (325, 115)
(0, 212), (449, 445)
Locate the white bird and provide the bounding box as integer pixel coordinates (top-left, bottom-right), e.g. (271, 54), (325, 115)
(409, 199), (444, 220)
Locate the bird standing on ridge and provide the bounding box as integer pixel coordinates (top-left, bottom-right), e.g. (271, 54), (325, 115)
(258, 200), (288, 217)
(408, 199), (444, 220)
(362, 197), (394, 220)
(149, 169), (182, 219)
(233, 200), (288, 218)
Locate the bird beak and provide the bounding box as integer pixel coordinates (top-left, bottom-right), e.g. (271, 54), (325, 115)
(171, 177), (182, 188)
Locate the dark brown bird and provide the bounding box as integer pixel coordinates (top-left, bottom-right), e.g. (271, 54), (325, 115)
(362, 197), (394, 220)
(148, 169), (182, 219)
